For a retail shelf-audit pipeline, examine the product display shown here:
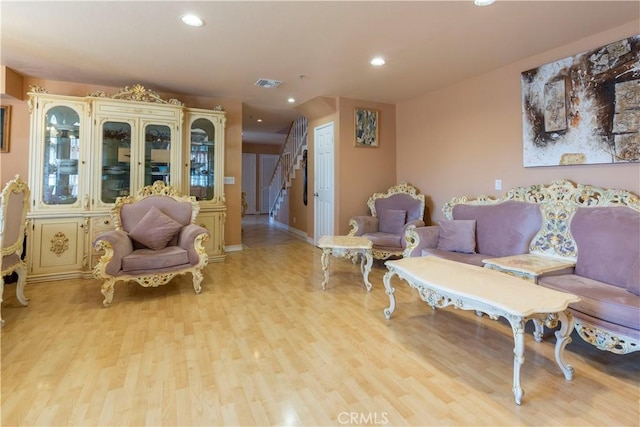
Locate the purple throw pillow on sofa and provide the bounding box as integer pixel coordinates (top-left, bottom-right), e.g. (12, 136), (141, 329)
(437, 220), (477, 254)
(378, 209), (407, 234)
(129, 206), (183, 250)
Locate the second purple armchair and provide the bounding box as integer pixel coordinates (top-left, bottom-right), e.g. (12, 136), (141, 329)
(348, 182), (427, 260)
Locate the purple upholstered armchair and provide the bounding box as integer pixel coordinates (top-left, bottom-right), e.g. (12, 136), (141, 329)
(93, 181), (209, 306)
(348, 183), (427, 260)
(1, 175), (31, 325)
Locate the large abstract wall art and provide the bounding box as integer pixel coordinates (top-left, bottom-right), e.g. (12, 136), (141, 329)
(521, 35), (639, 167)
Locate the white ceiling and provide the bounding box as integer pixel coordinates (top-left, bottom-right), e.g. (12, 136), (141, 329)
(2, 1), (639, 144)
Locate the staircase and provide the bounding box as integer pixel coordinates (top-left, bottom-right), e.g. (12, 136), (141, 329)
(268, 116), (308, 217)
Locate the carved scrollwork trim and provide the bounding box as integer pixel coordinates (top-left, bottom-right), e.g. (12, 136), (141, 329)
(574, 320), (639, 354)
(92, 240), (114, 278)
(137, 180), (182, 197)
(1, 175), (30, 260)
(371, 248), (404, 260)
(347, 218), (359, 237)
(367, 182), (425, 220)
(87, 84), (184, 106)
(87, 90), (108, 98)
(50, 231), (69, 256)
(28, 85), (47, 94)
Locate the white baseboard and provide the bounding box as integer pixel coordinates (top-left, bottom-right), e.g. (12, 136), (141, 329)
(225, 244), (243, 252)
(271, 219), (310, 242)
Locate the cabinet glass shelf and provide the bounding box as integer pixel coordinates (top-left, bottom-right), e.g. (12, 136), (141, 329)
(189, 118), (216, 201)
(101, 121), (133, 203)
(43, 106), (81, 205)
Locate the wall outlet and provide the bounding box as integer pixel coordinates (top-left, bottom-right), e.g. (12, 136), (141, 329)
(495, 179), (502, 191)
(293, 216), (296, 224)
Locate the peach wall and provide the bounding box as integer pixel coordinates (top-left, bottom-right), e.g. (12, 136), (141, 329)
(0, 97), (29, 183)
(397, 21), (640, 222)
(0, 78), (243, 248)
(336, 97), (396, 234)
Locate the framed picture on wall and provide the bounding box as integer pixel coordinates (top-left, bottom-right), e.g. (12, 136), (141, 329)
(354, 108), (378, 147)
(0, 106), (10, 153)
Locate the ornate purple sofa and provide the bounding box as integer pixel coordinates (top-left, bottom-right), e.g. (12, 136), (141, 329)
(405, 180), (640, 354)
(348, 183), (426, 260)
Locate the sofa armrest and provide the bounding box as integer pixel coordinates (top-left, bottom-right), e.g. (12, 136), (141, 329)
(93, 230), (133, 276)
(348, 216), (379, 236)
(401, 219), (425, 249)
(178, 224), (210, 265)
(403, 225), (439, 257)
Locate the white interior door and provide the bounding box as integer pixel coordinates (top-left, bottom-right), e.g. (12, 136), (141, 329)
(242, 153), (257, 215)
(259, 154), (278, 214)
(314, 122), (334, 244)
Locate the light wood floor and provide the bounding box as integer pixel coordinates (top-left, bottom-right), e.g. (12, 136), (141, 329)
(2, 215), (639, 426)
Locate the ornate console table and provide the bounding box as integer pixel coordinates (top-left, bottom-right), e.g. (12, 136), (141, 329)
(383, 256), (581, 405)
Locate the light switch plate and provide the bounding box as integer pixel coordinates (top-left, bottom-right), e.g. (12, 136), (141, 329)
(224, 176), (235, 185)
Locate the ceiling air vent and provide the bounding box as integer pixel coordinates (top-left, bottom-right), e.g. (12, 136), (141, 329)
(254, 78), (282, 88)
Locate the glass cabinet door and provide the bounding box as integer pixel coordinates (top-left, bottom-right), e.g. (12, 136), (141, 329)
(144, 124), (172, 186)
(101, 121), (132, 203)
(189, 118), (216, 201)
(43, 106), (81, 205)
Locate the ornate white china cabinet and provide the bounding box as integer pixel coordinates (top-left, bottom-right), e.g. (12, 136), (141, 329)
(26, 85), (226, 281)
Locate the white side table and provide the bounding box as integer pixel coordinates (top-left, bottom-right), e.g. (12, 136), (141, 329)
(483, 253), (576, 284)
(317, 236), (373, 291)
(482, 253), (577, 342)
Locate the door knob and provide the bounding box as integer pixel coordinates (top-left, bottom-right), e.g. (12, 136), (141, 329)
(314, 192), (319, 197)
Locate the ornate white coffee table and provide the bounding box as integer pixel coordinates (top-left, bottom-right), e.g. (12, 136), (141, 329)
(383, 256), (581, 405)
(317, 236), (373, 291)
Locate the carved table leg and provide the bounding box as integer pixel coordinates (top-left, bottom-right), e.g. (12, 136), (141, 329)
(554, 310), (576, 380)
(383, 270), (397, 319)
(360, 249), (373, 291)
(532, 319), (544, 342)
(321, 248), (331, 290)
(509, 317), (527, 405)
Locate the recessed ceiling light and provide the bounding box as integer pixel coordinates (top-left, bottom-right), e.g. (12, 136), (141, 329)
(257, 119), (263, 123)
(287, 97), (295, 103)
(370, 57), (386, 66)
(181, 14), (204, 27)
(474, 0), (495, 6)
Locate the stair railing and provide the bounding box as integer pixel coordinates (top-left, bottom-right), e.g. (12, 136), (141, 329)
(268, 116), (308, 216)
